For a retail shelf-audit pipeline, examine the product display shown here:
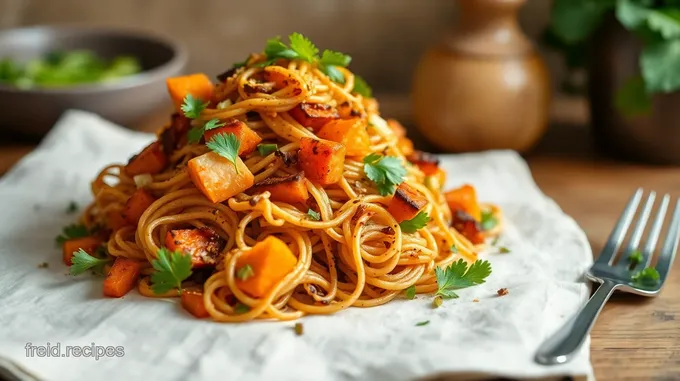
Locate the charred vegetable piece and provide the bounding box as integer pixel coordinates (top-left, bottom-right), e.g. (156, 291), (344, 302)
(289, 102), (339, 131)
(166, 73), (214, 114)
(103, 257), (144, 298)
(122, 189), (156, 225)
(298, 138), (346, 185)
(188, 152), (254, 203)
(181, 290), (210, 318)
(165, 228), (225, 268)
(235, 236), (298, 298)
(62, 236), (103, 266)
(249, 172), (309, 204)
(445, 184), (482, 222)
(125, 141), (168, 176)
(452, 210), (484, 245)
(387, 183), (428, 223)
(203, 119), (262, 157)
(160, 113), (191, 155)
(317, 118), (371, 157)
(337, 101), (362, 119)
(408, 150), (440, 176)
(106, 209), (129, 231)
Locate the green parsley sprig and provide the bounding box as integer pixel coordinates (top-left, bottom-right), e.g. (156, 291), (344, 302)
(363, 153), (406, 196)
(307, 209), (321, 221)
(434, 259), (492, 299)
(206, 133), (241, 174)
(70, 248), (111, 276)
(352, 75), (373, 98)
(405, 285), (417, 300)
(399, 211), (430, 233)
(150, 248), (193, 295)
(55, 223), (89, 246)
(187, 118), (227, 144)
(181, 94), (208, 119)
(480, 210), (498, 231)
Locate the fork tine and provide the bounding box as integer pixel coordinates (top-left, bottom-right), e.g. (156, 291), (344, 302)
(656, 198), (680, 282)
(622, 191), (656, 257)
(596, 188), (643, 266)
(641, 194), (670, 268)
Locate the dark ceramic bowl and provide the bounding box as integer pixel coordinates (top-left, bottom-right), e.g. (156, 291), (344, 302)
(0, 26), (187, 138)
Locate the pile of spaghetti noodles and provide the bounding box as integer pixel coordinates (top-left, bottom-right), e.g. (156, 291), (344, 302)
(63, 33), (501, 322)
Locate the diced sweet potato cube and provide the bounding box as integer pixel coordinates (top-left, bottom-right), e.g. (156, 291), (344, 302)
(106, 209), (129, 231)
(103, 257), (144, 298)
(387, 183), (428, 223)
(203, 119), (262, 157)
(125, 141), (168, 176)
(249, 172), (309, 204)
(408, 150), (441, 176)
(165, 228), (224, 267)
(181, 290), (210, 318)
(188, 152), (254, 203)
(62, 236), (103, 266)
(122, 189), (156, 225)
(166, 73), (214, 114)
(445, 184), (482, 222)
(235, 236), (298, 298)
(289, 102), (339, 131)
(317, 118), (371, 157)
(452, 210), (484, 245)
(298, 138), (346, 185)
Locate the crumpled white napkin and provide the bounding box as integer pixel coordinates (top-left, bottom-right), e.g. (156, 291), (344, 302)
(0, 110), (594, 381)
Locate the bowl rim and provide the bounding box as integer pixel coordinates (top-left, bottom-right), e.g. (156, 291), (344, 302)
(0, 25), (188, 94)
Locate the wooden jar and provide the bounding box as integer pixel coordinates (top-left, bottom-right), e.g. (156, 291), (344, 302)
(412, 0), (550, 153)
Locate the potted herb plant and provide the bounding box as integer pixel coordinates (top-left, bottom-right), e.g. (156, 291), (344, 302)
(547, 0), (680, 164)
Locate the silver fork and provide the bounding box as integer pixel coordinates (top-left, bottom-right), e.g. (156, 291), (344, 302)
(535, 188), (680, 365)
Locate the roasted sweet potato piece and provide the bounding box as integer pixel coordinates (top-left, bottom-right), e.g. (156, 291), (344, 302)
(181, 290), (210, 318)
(165, 228), (224, 267)
(298, 138), (346, 185)
(408, 150), (440, 176)
(103, 257), (144, 298)
(203, 119), (262, 156)
(166, 73), (214, 114)
(337, 101), (362, 119)
(452, 210), (484, 245)
(289, 102), (339, 131)
(106, 209), (129, 231)
(445, 184), (482, 222)
(62, 236), (103, 266)
(235, 236), (298, 298)
(317, 118), (371, 157)
(188, 152), (254, 203)
(387, 183), (428, 223)
(249, 172), (309, 204)
(160, 113), (191, 155)
(122, 189), (156, 225)
(125, 141), (168, 176)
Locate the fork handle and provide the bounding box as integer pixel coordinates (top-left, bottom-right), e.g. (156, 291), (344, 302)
(535, 281), (618, 365)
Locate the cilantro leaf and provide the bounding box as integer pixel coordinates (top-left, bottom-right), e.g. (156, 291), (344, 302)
(237, 264), (254, 281)
(181, 94), (209, 119)
(363, 153), (406, 196)
(206, 133), (241, 174)
(257, 143), (278, 156)
(399, 212), (430, 234)
(415, 320), (430, 326)
(187, 126), (205, 145)
(615, 76), (652, 117)
(289, 32), (319, 63)
(405, 285), (416, 300)
(480, 210), (498, 231)
(307, 209), (321, 221)
(55, 223), (89, 246)
(628, 250), (644, 268)
(69, 248), (110, 276)
(352, 75), (373, 98)
(434, 259), (492, 299)
(631, 266), (660, 285)
(204, 118), (226, 131)
(150, 248), (193, 295)
(321, 50), (351, 67)
(66, 201), (78, 214)
(321, 64), (345, 84)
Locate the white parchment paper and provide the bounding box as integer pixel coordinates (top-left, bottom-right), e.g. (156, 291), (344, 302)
(0, 110), (594, 381)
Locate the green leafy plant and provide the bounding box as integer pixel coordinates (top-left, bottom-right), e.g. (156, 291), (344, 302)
(547, 0), (680, 115)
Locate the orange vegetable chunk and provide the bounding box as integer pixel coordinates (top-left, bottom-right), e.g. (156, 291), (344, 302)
(317, 118), (371, 157)
(181, 290), (210, 318)
(188, 152), (254, 203)
(125, 141), (168, 176)
(249, 172), (309, 204)
(235, 236), (298, 298)
(298, 138), (346, 185)
(103, 257), (143, 298)
(444, 184), (482, 222)
(203, 119), (262, 157)
(289, 102), (339, 131)
(62, 236), (103, 266)
(122, 189), (156, 225)
(165, 228), (223, 267)
(166, 73), (214, 113)
(387, 183), (428, 223)
(106, 210), (129, 231)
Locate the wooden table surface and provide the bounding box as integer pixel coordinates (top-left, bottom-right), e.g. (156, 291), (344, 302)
(1, 97), (679, 381)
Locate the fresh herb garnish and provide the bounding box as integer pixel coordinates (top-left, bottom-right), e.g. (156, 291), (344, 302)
(237, 264), (255, 281)
(352, 75), (373, 98)
(181, 94), (208, 119)
(319, 50), (351, 84)
(150, 248), (193, 295)
(415, 320), (430, 326)
(498, 246), (511, 254)
(55, 223), (89, 246)
(206, 133), (241, 174)
(187, 118), (226, 144)
(69, 248), (110, 276)
(234, 303), (250, 314)
(307, 209), (321, 221)
(363, 153), (406, 196)
(631, 266), (660, 285)
(257, 143), (278, 156)
(399, 212), (430, 234)
(405, 285), (417, 300)
(434, 259), (492, 299)
(66, 201), (78, 214)
(480, 210), (498, 231)
(628, 250), (643, 268)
